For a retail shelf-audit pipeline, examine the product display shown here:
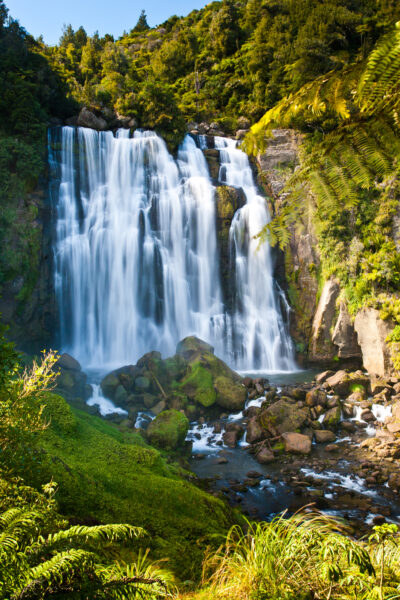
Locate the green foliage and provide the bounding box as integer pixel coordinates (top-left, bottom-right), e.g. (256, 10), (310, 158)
(0, 349), (58, 478)
(0, 478), (173, 600)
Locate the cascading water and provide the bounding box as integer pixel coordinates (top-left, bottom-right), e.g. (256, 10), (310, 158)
(50, 126), (295, 372)
(213, 136), (295, 371)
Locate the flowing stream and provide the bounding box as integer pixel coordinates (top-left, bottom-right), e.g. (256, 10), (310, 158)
(50, 127), (295, 372)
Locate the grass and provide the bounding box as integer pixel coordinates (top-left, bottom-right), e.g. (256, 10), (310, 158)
(24, 393), (236, 580)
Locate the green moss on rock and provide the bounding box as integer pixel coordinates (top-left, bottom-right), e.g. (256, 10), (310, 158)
(146, 409), (189, 450)
(180, 362), (216, 407)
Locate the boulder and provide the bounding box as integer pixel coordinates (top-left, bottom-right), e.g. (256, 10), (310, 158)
(214, 375), (247, 411)
(310, 278), (340, 361)
(77, 107), (107, 131)
(180, 362), (216, 407)
(323, 406), (342, 428)
(325, 370), (369, 396)
(332, 302), (362, 360)
(203, 148), (220, 179)
(282, 432), (311, 454)
(256, 447), (275, 464)
(56, 353), (81, 371)
(54, 354), (90, 402)
(315, 370), (334, 384)
(246, 417), (265, 444)
(315, 430), (336, 443)
(354, 308), (395, 376)
(259, 399), (309, 435)
(305, 388), (327, 407)
(176, 336), (214, 361)
(146, 409), (189, 450)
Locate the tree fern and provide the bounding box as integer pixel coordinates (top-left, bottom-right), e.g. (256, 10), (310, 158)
(0, 501), (172, 599)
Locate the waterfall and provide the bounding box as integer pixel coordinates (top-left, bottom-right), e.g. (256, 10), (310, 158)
(51, 127), (295, 372)
(213, 136), (295, 371)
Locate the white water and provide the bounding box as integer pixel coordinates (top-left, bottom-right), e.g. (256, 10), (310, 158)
(51, 127), (295, 372)
(87, 384), (127, 416)
(214, 136), (295, 371)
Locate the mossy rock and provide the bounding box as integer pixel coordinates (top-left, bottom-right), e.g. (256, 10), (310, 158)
(324, 405), (342, 428)
(176, 336), (214, 361)
(259, 399), (309, 435)
(100, 373), (119, 399)
(146, 409), (189, 450)
(214, 375), (246, 411)
(180, 362), (216, 407)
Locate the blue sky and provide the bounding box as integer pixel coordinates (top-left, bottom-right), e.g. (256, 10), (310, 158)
(6, 0), (211, 45)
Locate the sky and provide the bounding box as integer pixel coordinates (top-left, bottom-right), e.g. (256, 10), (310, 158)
(5, 0), (211, 45)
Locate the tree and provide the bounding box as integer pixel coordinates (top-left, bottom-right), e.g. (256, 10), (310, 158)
(133, 10), (150, 34)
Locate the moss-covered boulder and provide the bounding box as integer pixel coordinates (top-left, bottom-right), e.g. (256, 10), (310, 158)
(176, 336), (214, 361)
(180, 362), (216, 407)
(259, 399), (309, 436)
(214, 375), (246, 411)
(146, 409), (189, 450)
(323, 405), (342, 428)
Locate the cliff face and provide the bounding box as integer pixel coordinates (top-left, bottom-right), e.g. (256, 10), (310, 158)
(255, 129), (398, 376)
(0, 180), (57, 353)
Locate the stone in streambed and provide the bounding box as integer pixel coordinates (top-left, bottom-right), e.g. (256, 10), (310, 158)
(314, 430), (336, 443)
(246, 417), (265, 444)
(146, 409), (189, 450)
(256, 447), (275, 464)
(282, 432), (311, 454)
(259, 399), (309, 435)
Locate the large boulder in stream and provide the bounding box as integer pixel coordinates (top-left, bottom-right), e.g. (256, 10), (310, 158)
(146, 409), (189, 450)
(100, 336), (246, 417)
(259, 398), (309, 436)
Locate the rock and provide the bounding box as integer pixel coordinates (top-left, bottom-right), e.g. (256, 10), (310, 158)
(214, 375), (246, 411)
(151, 400), (167, 416)
(315, 370), (334, 384)
(388, 472), (400, 491)
(341, 421), (356, 432)
(256, 447), (275, 464)
(203, 148), (220, 179)
(243, 377), (253, 388)
(332, 302), (362, 360)
(246, 470), (262, 478)
(246, 417), (265, 444)
(176, 336), (214, 360)
(310, 278), (340, 361)
(325, 370), (369, 397)
(223, 429), (243, 447)
(115, 384), (128, 405)
(354, 308), (395, 376)
(134, 376), (151, 392)
(215, 186), (246, 310)
(370, 377), (390, 395)
(306, 388), (327, 407)
(259, 399), (309, 435)
(282, 432), (311, 454)
(325, 444), (338, 452)
(56, 353), (81, 371)
(237, 116), (251, 129)
(323, 406), (342, 428)
(77, 107), (107, 131)
(180, 365), (215, 408)
(315, 430), (336, 443)
(54, 355), (90, 402)
(146, 409), (189, 450)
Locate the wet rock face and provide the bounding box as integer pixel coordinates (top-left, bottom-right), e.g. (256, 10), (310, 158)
(333, 302), (362, 360)
(214, 186), (246, 312)
(354, 308), (395, 376)
(310, 278), (340, 362)
(77, 107), (107, 131)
